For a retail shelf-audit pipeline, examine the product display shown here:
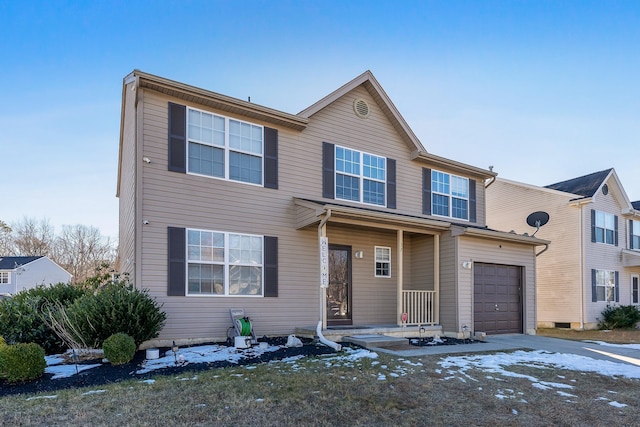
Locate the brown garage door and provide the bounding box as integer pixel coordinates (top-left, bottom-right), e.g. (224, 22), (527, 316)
(474, 263), (522, 334)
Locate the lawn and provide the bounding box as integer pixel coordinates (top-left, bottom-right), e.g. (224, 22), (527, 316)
(1, 330), (639, 426)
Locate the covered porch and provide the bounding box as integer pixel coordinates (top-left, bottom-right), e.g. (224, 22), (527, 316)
(294, 198), (452, 332)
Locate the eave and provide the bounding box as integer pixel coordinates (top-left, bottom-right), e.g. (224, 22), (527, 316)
(451, 225), (550, 246)
(411, 150), (497, 180)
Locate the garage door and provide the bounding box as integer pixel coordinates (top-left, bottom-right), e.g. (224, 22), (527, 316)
(474, 263), (522, 334)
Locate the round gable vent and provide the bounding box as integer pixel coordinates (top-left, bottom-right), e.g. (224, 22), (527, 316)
(602, 184), (609, 195)
(353, 98), (370, 118)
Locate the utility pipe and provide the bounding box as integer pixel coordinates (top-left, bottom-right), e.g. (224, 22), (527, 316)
(316, 209), (341, 351)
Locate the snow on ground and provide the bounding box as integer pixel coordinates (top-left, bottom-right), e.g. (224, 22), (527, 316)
(582, 341), (640, 350)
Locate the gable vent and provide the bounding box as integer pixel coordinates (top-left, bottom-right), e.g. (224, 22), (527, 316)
(353, 98), (370, 118)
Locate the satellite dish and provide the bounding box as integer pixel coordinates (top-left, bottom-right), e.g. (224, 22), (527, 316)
(526, 211), (550, 236)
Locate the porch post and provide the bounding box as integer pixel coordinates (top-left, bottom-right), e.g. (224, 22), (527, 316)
(397, 229), (404, 326)
(434, 233), (440, 325)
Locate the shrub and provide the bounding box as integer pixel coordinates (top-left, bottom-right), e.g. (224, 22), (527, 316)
(66, 283), (166, 348)
(103, 333), (137, 365)
(599, 305), (640, 330)
(0, 342), (46, 382)
(0, 283), (88, 354)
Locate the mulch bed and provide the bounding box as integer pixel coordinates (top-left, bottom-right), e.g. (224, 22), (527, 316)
(0, 337), (336, 398)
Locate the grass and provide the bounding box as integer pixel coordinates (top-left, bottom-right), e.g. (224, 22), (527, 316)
(1, 334), (639, 426)
(537, 327), (640, 344)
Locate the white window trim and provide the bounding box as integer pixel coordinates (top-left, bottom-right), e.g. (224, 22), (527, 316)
(186, 106), (264, 186)
(631, 220), (640, 251)
(186, 228), (264, 297)
(0, 272), (9, 284)
(374, 246), (391, 278)
(431, 170), (470, 221)
(595, 269), (616, 302)
(594, 211), (616, 245)
(334, 145), (386, 207)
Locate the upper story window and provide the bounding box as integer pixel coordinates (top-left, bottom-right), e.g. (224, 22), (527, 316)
(335, 146), (386, 206)
(432, 170), (469, 220)
(187, 108), (263, 185)
(630, 220), (640, 250)
(593, 210), (617, 245)
(187, 228), (263, 296)
(375, 246), (391, 277)
(0, 272), (8, 284)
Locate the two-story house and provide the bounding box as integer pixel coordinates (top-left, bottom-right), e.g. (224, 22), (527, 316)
(117, 70), (548, 347)
(486, 169), (640, 330)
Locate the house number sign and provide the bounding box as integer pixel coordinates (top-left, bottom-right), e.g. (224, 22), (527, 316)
(320, 237), (329, 288)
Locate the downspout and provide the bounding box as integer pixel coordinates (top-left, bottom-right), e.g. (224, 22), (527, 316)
(316, 209), (341, 351)
(535, 244), (549, 257)
(579, 207), (584, 329)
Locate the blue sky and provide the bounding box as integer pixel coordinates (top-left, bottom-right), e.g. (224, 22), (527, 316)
(1, 1), (639, 240)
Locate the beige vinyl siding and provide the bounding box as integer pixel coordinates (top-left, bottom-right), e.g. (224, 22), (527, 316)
(458, 235), (537, 334)
(406, 234), (435, 291)
(486, 178), (582, 327)
(438, 231), (457, 332)
(583, 178), (629, 324)
(117, 81), (137, 276)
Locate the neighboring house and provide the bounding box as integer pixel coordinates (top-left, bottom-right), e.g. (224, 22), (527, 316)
(0, 256), (72, 296)
(486, 169), (640, 330)
(117, 70), (548, 346)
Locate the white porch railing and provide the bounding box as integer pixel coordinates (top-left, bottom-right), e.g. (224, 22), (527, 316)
(402, 290), (437, 326)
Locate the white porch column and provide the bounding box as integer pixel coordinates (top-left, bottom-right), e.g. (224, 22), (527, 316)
(434, 233), (440, 325)
(397, 229), (404, 326)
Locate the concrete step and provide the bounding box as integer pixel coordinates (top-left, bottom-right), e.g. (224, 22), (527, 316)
(343, 334), (408, 349)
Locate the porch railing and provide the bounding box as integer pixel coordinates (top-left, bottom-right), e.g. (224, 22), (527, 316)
(401, 290), (436, 326)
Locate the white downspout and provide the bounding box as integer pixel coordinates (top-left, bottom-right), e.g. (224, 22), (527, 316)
(579, 207), (585, 330)
(317, 209), (341, 351)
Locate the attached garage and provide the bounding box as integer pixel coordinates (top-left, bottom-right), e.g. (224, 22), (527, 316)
(474, 263), (523, 334)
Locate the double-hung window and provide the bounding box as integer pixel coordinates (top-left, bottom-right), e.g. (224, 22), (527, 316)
(0, 272), (8, 284)
(187, 229), (263, 296)
(375, 246), (391, 277)
(335, 146), (386, 206)
(631, 220), (640, 250)
(594, 269), (616, 302)
(187, 108), (263, 185)
(432, 170), (469, 220)
(594, 211), (616, 245)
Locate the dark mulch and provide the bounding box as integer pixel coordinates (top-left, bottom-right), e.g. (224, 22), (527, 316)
(0, 337), (336, 398)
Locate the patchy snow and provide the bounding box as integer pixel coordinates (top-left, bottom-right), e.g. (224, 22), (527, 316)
(45, 363), (102, 379)
(609, 401), (628, 408)
(583, 341), (640, 350)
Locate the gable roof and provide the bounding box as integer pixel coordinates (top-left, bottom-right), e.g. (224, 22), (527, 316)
(0, 256), (43, 270)
(545, 168), (613, 198)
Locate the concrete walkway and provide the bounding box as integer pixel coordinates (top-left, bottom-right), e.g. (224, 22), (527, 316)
(368, 334), (640, 367)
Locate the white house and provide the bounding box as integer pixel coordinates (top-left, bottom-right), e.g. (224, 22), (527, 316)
(0, 256), (72, 296)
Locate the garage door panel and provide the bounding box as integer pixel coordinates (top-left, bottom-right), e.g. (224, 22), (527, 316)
(474, 263), (522, 335)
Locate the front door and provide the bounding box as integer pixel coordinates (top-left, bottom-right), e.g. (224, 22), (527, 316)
(327, 245), (352, 326)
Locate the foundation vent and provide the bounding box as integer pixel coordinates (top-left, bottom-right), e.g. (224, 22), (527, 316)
(353, 98), (370, 118)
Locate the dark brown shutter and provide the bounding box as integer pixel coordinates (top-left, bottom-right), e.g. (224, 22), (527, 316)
(422, 168), (431, 215)
(264, 127), (278, 189)
(168, 227), (186, 296)
(386, 158), (396, 209)
(591, 210), (596, 243)
(469, 179), (477, 223)
(614, 215), (619, 246)
(615, 271), (620, 302)
(264, 236), (278, 297)
(630, 220), (634, 249)
(322, 142), (335, 199)
(168, 102), (186, 173)
(591, 269), (597, 302)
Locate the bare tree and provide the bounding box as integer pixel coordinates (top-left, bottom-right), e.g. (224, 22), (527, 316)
(0, 220), (14, 255)
(12, 217), (55, 256)
(53, 224), (116, 282)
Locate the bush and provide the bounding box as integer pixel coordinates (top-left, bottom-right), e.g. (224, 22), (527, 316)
(0, 342), (46, 382)
(0, 283), (88, 354)
(66, 283), (166, 348)
(103, 333), (137, 365)
(599, 305), (640, 330)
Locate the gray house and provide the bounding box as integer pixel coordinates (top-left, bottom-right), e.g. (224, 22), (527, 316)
(0, 256), (72, 296)
(117, 70), (548, 347)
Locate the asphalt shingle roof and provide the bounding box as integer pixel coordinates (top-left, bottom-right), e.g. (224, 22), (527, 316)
(544, 168), (613, 198)
(0, 256), (43, 270)
(632, 201), (640, 211)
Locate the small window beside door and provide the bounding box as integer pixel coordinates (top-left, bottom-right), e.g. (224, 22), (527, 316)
(375, 246), (391, 278)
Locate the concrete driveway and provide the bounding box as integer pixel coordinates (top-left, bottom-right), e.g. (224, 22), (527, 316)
(371, 334), (640, 367)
